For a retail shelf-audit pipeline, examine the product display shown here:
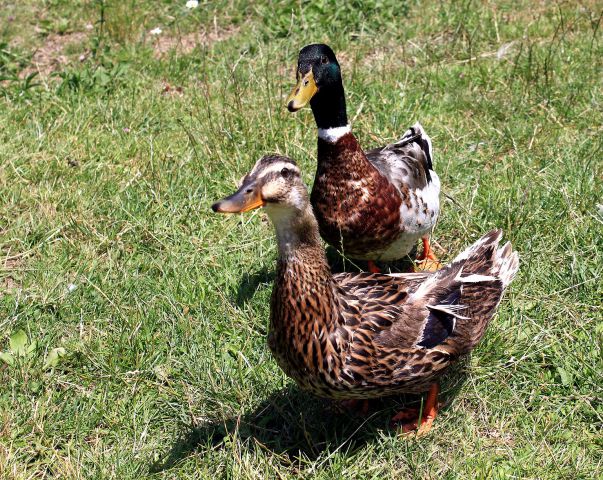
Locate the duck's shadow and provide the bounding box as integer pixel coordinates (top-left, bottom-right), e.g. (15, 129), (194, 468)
(150, 360), (469, 473)
(325, 246), (418, 274)
(235, 268), (275, 306)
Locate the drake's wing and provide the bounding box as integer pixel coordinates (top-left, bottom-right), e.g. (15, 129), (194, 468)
(365, 122), (434, 191)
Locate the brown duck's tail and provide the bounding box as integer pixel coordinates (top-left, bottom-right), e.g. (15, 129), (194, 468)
(411, 230), (519, 354)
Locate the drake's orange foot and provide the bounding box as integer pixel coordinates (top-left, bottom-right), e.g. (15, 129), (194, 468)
(367, 260), (381, 274)
(391, 383), (439, 436)
(415, 237), (441, 272)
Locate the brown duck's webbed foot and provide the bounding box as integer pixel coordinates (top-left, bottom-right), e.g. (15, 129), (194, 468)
(339, 399), (370, 416)
(367, 260), (381, 274)
(391, 383), (440, 436)
(414, 237), (441, 272)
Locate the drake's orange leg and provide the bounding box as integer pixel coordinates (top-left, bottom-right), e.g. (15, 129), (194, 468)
(391, 383), (440, 436)
(367, 260), (381, 274)
(414, 237), (441, 272)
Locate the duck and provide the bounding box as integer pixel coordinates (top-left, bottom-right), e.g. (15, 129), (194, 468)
(286, 44), (441, 273)
(212, 155), (519, 434)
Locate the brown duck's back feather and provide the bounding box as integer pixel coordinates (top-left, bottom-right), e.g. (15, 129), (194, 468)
(269, 228), (519, 399)
(385, 229), (519, 356)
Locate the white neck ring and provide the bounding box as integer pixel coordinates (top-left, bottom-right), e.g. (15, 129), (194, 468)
(317, 124), (351, 143)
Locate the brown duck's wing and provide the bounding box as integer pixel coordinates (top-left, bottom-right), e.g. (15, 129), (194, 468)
(365, 123), (434, 191)
(338, 230), (519, 355)
(329, 231), (518, 393)
(334, 271), (433, 350)
(333, 271), (431, 294)
(379, 229), (519, 355)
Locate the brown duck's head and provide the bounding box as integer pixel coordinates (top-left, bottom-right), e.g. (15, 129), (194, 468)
(211, 155), (309, 217)
(286, 43), (342, 113)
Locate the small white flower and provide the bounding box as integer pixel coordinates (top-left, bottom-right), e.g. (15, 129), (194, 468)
(496, 41), (515, 60)
(186, 0), (199, 8)
(150, 27), (162, 36)
(67, 283), (77, 293)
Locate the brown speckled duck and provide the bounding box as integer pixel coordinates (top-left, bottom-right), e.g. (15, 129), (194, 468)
(287, 44), (440, 273)
(212, 155), (519, 434)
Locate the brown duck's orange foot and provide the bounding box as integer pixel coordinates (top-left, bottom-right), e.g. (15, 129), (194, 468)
(367, 260), (381, 274)
(340, 399), (370, 416)
(391, 384), (439, 436)
(414, 237), (441, 272)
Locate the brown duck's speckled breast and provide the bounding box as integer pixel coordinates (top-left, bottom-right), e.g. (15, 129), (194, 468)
(267, 251), (349, 398)
(311, 134), (404, 258)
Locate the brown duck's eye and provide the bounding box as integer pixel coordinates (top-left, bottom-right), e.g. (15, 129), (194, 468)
(321, 55), (329, 64)
(281, 167), (291, 178)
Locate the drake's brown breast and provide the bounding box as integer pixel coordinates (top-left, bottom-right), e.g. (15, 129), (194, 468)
(311, 134), (402, 256)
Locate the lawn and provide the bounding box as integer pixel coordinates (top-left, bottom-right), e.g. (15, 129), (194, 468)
(1, 0), (602, 478)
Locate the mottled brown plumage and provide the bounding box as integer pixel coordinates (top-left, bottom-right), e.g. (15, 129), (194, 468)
(213, 155), (520, 402)
(312, 134), (404, 256)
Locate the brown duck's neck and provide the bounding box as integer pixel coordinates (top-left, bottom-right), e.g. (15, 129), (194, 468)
(269, 205), (329, 266)
(276, 245), (334, 295)
(268, 204), (336, 308)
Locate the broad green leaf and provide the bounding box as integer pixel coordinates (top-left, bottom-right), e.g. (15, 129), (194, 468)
(0, 352), (14, 366)
(44, 347), (66, 369)
(558, 367), (572, 386)
(9, 329), (28, 356)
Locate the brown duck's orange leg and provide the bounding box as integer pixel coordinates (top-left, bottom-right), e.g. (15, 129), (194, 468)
(391, 383), (440, 436)
(340, 399), (370, 416)
(414, 237), (441, 272)
(367, 260), (381, 274)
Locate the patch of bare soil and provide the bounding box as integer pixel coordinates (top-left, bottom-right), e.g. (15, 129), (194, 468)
(1, 256), (23, 295)
(152, 25), (240, 59)
(19, 31), (89, 79)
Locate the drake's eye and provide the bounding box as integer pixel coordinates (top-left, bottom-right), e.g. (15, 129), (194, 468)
(281, 168), (291, 178)
(321, 55), (328, 64)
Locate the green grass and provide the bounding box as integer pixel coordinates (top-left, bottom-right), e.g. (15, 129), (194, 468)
(1, 0), (602, 477)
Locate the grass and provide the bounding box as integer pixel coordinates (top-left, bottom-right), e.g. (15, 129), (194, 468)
(1, 0), (602, 477)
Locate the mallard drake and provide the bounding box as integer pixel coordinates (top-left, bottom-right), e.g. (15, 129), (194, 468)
(286, 44), (440, 272)
(212, 155), (519, 434)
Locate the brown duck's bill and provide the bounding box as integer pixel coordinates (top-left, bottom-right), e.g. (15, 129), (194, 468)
(211, 185), (265, 213)
(286, 70), (318, 112)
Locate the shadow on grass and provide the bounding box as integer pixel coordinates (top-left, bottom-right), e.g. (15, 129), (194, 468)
(325, 246), (417, 274)
(149, 359), (469, 473)
(235, 268), (274, 306)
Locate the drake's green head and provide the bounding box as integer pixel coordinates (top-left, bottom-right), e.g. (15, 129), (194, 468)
(286, 44), (343, 113)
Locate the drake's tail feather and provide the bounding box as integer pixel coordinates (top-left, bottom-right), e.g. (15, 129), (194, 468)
(397, 122), (434, 170)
